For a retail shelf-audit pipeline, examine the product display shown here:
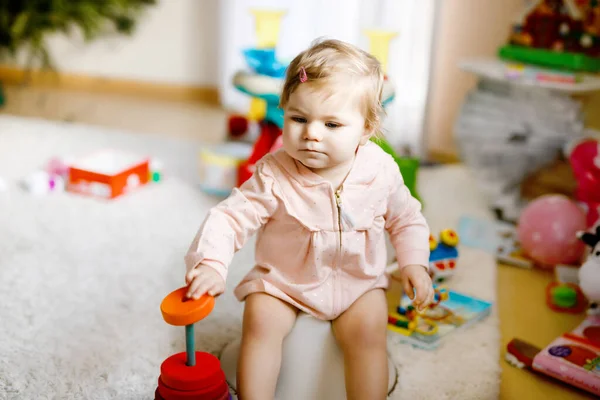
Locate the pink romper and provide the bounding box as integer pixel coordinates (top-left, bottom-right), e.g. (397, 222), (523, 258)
(185, 142), (430, 320)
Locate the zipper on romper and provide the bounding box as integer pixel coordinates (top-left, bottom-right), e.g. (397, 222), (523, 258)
(334, 186), (343, 317)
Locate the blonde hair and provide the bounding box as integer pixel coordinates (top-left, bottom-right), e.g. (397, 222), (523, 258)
(279, 38), (385, 135)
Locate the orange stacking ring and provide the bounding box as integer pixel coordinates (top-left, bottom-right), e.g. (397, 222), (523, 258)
(160, 287), (215, 326)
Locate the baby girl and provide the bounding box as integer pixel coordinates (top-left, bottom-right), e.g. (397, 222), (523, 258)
(185, 39), (433, 400)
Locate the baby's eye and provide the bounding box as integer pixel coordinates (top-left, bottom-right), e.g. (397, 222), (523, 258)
(291, 116), (306, 123)
(325, 122), (341, 129)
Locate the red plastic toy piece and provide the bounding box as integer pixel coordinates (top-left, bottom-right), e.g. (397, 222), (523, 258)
(569, 138), (600, 228)
(228, 115), (248, 138)
(158, 376), (229, 400)
(545, 282), (588, 314)
(160, 287), (215, 326)
(160, 352), (225, 391)
(237, 121), (281, 187)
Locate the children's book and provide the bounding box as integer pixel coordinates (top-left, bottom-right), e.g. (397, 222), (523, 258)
(387, 289), (492, 350)
(532, 316), (600, 396)
(457, 215), (534, 268)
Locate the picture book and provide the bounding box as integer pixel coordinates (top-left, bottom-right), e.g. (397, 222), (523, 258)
(532, 315), (600, 396)
(457, 215), (534, 268)
(387, 288), (493, 350)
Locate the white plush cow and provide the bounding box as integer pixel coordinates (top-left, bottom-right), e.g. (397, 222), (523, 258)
(577, 226), (600, 315)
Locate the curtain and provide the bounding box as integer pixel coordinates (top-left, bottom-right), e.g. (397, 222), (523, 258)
(218, 0), (437, 156)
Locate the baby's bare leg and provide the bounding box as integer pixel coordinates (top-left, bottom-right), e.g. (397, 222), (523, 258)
(237, 293), (298, 400)
(332, 289), (388, 400)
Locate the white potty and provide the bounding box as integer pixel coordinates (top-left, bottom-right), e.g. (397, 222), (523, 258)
(219, 312), (398, 400)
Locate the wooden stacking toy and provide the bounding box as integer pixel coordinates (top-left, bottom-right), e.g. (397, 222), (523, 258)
(156, 287), (231, 400)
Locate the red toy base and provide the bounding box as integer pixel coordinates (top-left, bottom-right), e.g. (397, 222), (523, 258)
(160, 352), (224, 391)
(157, 377), (229, 400)
(545, 282), (588, 314)
(155, 387), (231, 400)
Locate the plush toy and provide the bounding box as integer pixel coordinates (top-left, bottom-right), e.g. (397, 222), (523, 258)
(577, 225), (600, 315)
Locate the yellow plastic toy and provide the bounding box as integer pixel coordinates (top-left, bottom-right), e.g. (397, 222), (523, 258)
(250, 9), (286, 49)
(245, 9), (287, 122)
(248, 97), (267, 122)
(363, 29), (398, 74)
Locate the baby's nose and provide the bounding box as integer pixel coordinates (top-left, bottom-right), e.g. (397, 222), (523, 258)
(304, 123), (323, 141)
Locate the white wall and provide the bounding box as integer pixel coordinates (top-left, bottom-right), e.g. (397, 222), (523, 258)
(16, 0), (220, 86)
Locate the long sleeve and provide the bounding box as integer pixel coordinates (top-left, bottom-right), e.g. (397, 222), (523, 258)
(383, 158), (430, 270)
(184, 159), (280, 282)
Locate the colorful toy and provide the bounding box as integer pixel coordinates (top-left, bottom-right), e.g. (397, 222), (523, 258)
(428, 229), (460, 283)
(156, 287), (231, 400)
(577, 226), (600, 314)
(20, 170), (65, 195)
(501, 0), (600, 72)
(545, 281), (588, 313)
(150, 160), (163, 183)
(236, 121), (282, 187)
(387, 285), (492, 350)
(506, 315), (600, 397)
(46, 157), (70, 178)
(568, 137), (600, 228)
(517, 194), (587, 267)
(198, 142), (253, 197)
(67, 149), (151, 200)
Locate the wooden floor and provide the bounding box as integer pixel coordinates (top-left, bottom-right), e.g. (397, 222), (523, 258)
(0, 84), (228, 143)
(1, 84), (596, 399)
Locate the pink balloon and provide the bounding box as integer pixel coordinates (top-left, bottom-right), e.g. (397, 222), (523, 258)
(517, 195), (587, 267)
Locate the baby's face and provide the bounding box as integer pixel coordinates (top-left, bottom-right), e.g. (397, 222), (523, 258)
(282, 83), (370, 174)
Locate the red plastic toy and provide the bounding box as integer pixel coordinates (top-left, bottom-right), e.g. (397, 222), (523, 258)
(156, 287), (231, 400)
(569, 138), (600, 228)
(237, 121), (282, 187)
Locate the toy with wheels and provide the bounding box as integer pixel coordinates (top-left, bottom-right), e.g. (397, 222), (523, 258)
(428, 229), (460, 283)
(219, 312), (398, 400)
(156, 287), (231, 400)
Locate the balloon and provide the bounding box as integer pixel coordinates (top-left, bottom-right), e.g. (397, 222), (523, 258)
(517, 195), (586, 267)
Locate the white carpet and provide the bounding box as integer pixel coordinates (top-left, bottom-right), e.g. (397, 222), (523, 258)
(0, 115), (500, 399)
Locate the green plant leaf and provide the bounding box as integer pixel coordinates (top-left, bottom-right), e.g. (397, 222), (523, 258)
(11, 12), (29, 38)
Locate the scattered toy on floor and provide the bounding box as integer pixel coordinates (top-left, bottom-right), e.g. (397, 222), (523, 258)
(427, 229), (460, 283)
(505, 314), (600, 397)
(20, 170), (65, 195)
(517, 194), (587, 267)
(387, 285), (492, 350)
(545, 281), (588, 314)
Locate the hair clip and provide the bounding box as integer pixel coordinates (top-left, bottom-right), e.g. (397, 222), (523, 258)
(299, 67), (307, 83)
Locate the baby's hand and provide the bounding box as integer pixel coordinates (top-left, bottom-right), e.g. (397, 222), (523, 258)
(185, 265), (225, 299)
(399, 264), (434, 311)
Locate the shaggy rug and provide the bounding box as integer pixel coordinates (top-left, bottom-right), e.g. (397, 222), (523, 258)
(0, 115), (500, 400)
